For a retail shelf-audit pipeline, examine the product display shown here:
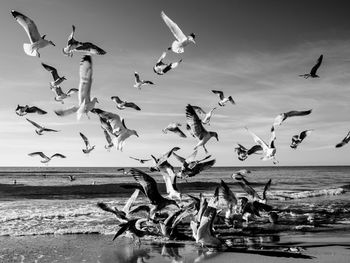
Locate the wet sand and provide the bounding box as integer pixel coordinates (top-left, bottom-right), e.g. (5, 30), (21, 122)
(0, 232), (349, 263)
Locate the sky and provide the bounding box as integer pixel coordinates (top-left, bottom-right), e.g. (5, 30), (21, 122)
(1, 0), (350, 167)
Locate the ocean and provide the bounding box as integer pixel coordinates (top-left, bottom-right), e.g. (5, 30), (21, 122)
(0, 166), (350, 262)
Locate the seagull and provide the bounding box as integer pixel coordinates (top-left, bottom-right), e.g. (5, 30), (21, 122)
(299, 55), (323, 78)
(114, 119), (139, 151)
(79, 132), (95, 154)
(161, 11), (196, 54)
(234, 143), (262, 161)
(273, 109), (312, 127)
(153, 51), (182, 75)
(26, 118), (59, 135)
(28, 152), (66, 164)
(50, 86), (78, 104)
(129, 157), (152, 164)
(91, 108), (123, 134)
(41, 63), (66, 87)
(219, 180), (237, 225)
(335, 131), (350, 148)
(162, 122), (187, 138)
(54, 56), (98, 120)
(290, 130), (313, 149)
(192, 106), (217, 125)
(63, 25), (106, 57)
(68, 175), (76, 181)
(111, 96), (141, 111)
(129, 168), (179, 219)
(231, 169), (251, 180)
(11, 10), (55, 57)
(186, 104), (218, 153)
(112, 218), (150, 243)
(211, 90), (235, 106)
(245, 126), (278, 164)
(134, 72), (154, 89)
(15, 105), (47, 116)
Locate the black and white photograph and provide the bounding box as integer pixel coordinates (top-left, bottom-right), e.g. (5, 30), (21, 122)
(1, 0), (350, 262)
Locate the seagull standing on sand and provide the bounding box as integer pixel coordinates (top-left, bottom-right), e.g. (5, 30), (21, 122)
(134, 72), (154, 89)
(41, 63), (66, 87)
(273, 109), (312, 127)
(26, 118), (59, 135)
(211, 90), (235, 106)
(111, 96), (141, 111)
(186, 104), (218, 153)
(11, 10), (55, 57)
(153, 51), (182, 75)
(55, 56), (99, 120)
(28, 152), (66, 164)
(15, 105), (47, 116)
(162, 123), (187, 138)
(63, 25), (106, 57)
(335, 131), (350, 148)
(161, 11), (196, 54)
(245, 126), (278, 164)
(192, 106), (217, 125)
(79, 132), (95, 154)
(299, 55), (323, 78)
(290, 130), (313, 149)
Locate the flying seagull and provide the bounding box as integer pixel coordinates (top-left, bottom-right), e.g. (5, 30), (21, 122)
(50, 86), (78, 104)
(79, 132), (95, 154)
(290, 130), (313, 149)
(26, 118), (59, 135)
(211, 90), (235, 106)
(55, 56), (99, 120)
(273, 109), (312, 127)
(129, 157), (152, 164)
(161, 11), (195, 54)
(28, 152), (65, 164)
(11, 10), (55, 57)
(192, 106), (217, 125)
(153, 51), (182, 75)
(129, 168), (179, 219)
(234, 143), (262, 161)
(299, 55), (323, 78)
(41, 63), (66, 87)
(335, 131), (350, 148)
(115, 119), (139, 151)
(245, 126), (278, 164)
(186, 104), (218, 153)
(162, 122), (187, 138)
(111, 96), (141, 111)
(134, 72), (154, 89)
(15, 105), (47, 116)
(63, 25), (106, 57)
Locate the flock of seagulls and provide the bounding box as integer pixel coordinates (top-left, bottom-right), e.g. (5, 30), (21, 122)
(10, 7), (350, 249)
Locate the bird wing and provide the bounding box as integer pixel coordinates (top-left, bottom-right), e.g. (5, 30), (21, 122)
(269, 126), (276, 148)
(186, 104), (207, 140)
(129, 156), (141, 161)
(134, 72), (141, 83)
(299, 130), (312, 141)
(51, 153), (66, 159)
(41, 63), (59, 80)
(122, 189), (140, 214)
(54, 106), (79, 117)
(27, 106), (47, 115)
(285, 109), (312, 118)
(245, 127), (269, 152)
(42, 127), (59, 132)
(173, 127), (187, 138)
(310, 54), (323, 75)
(186, 150), (198, 163)
(11, 10), (41, 43)
(172, 152), (186, 164)
(66, 88), (78, 96)
(211, 90), (224, 100)
(124, 102), (141, 111)
(192, 105), (206, 115)
(74, 42), (106, 55)
(78, 55), (93, 105)
(26, 118), (42, 129)
(236, 177), (260, 200)
(263, 179), (272, 201)
(220, 180), (237, 206)
(161, 11), (187, 42)
(28, 151), (47, 159)
(67, 25), (76, 44)
(129, 168), (163, 204)
(191, 159), (216, 176)
(103, 129), (113, 145)
(112, 221), (133, 241)
(156, 51), (167, 64)
(111, 96), (123, 104)
(247, 145), (263, 155)
(79, 132), (90, 147)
